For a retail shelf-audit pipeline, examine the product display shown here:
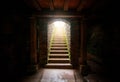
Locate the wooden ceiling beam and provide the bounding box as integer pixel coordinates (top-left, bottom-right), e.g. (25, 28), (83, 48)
(35, 0), (42, 10)
(49, 0), (54, 11)
(64, 0), (69, 11)
(34, 14), (82, 18)
(77, 0), (83, 11)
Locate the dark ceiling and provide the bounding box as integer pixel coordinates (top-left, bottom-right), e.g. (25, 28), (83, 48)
(24, 0), (108, 14)
(1, 0), (118, 21)
(24, 0), (96, 11)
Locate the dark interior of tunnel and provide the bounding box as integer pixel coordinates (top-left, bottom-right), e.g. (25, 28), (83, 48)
(0, 0), (120, 81)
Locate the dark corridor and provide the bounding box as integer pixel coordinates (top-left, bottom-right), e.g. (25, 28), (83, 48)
(1, 0), (120, 82)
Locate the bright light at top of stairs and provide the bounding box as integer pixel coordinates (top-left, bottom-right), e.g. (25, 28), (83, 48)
(53, 21), (66, 28)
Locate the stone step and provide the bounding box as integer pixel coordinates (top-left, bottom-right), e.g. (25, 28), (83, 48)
(54, 35), (66, 38)
(50, 50), (68, 54)
(52, 41), (65, 42)
(53, 37), (65, 39)
(50, 47), (68, 50)
(52, 41), (65, 43)
(45, 63), (72, 69)
(51, 44), (67, 47)
(52, 40), (65, 42)
(52, 42), (66, 44)
(48, 58), (70, 63)
(53, 39), (65, 41)
(49, 54), (69, 58)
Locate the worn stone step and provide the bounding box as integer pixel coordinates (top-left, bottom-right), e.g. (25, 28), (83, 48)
(53, 36), (65, 37)
(53, 37), (65, 39)
(45, 63), (72, 69)
(52, 41), (65, 43)
(52, 43), (66, 44)
(48, 58), (70, 63)
(50, 52), (68, 54)
(52, 39), (65, 40)
(52, 40), (65, 42)
(50, 47), (68, 50)
(50, 50), (69, 54)
(53, 39), (65, 41)
(49, 54), (69, 58)
(52, 42), (66, 44)
(51, 44), (67, 47)
(52, 41), (65, 44)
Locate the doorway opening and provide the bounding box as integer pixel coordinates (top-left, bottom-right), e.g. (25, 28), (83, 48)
(46, 19), (72, 68)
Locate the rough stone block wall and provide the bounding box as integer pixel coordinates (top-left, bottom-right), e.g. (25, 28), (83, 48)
(86, 23), (105, 75)
(87, 25), (104, 58)
(70, 21), (80, 68)
(37, 19), (47, 67)
(1, 14), (31, 81)
(65, 24), (71, 50)
(47, 23), (54, 50)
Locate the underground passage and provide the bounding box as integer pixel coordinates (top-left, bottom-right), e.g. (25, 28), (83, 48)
(1, 0), (119, 82)
(46, 20), (72, 69)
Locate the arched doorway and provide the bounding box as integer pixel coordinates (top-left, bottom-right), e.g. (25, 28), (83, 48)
(46, 19), (72, 68)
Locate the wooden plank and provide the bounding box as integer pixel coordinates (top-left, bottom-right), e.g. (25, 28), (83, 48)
(35, 0), (42, 10)
(77, 0), (83, 11)
(64, 0), (69, 11)
(35, 14), (82, 18)
(49, 0), (54, 10)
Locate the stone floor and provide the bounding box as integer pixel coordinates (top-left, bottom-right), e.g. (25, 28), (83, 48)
(84, 74), (112, 82)
(17, 68), (111, 82)
(18, 68), (85, 82)
(41, 69), (75, 82)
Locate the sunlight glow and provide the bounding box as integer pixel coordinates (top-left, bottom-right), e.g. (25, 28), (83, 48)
(53, 21), (66, 35)
(53, 21), (66, 28)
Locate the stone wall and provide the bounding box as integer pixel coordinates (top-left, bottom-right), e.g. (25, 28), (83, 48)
(65, 23), (71, 50)
(0, 1), (35, 80)
(86, 20), (105, 75)
(70, 20), (80, 68)
(0, 14), (32, 81)
(87, 24), (104, 59)
(86, 16), (120, 80)
(37, 19), (47, 67)
(47, 23), (54, 50)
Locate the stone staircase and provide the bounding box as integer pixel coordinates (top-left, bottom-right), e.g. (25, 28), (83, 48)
(46, 28), (72, 69)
